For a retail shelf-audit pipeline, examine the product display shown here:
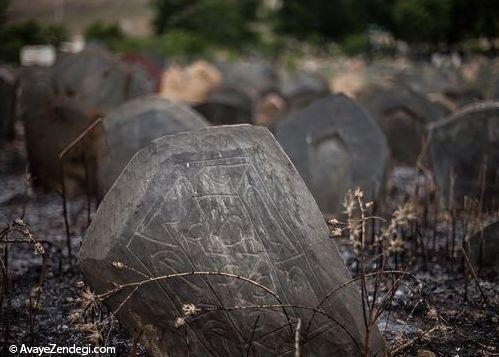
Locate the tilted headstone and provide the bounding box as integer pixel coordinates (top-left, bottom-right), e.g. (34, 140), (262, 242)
(0, 67), (17, 145)
(358, 85), (445, 165)
(276, 94), (389, 215)
(428, 102), (499, 210)
(98, 95), (210, 193)
(81, 125), (385, 356)
(194, 86), (253, 125)
(53, 47), (152, 114)
(469, 221), (499, 274)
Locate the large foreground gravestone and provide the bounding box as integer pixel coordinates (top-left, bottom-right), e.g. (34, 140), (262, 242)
(428, 102), (499, 210)
(358, 85), (444, 165)
(469, 221), (499, 274)
(98, 95), (210, 193)
(81, 125), (385, 356)
(276, 94), (389, 215)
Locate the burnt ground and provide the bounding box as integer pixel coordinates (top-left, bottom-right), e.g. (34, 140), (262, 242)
(0, 130), (498, 357)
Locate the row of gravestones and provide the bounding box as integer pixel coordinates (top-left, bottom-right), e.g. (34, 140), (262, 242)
(5, 49), (499, 355)
(5, 48), (499, 212)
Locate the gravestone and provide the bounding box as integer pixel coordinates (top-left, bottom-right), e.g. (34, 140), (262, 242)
(81, 125), (385, 356)
(18, 67), (104, 195)
(469, 221), (499, 274)
(276, 94), (389, 215)
(280, 71), (330, 112)
(194, 86), (253, 125)
(218, 60), (279, 102)
(0, 67), (17, 145)
(53, 47), (152, 114)
(428, 102), (499, 210)
(359, 85), (444, 165)
(99, 95), (210, 193)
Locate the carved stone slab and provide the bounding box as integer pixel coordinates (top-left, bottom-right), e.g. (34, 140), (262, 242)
(428, 102), (499, 209)
(99, 95), (210, 193)
(276, 94), (389, 215)
(81, 125), (385, 356)
(358, 85), (444, 165)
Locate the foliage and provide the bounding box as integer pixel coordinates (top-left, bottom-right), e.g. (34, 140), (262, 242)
(274, 0), (499, 53)
(84, 20), (124, 48)
(151, 0), (261, 48)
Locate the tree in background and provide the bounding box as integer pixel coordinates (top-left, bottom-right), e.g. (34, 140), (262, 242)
(274, 0), (499, 55)
(85, 20), (124, 49)
(152, 0), (261, 48)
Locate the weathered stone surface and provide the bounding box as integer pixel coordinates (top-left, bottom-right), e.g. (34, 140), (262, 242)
(276, 94), (389, 215)
(81, 125), (385, 356)
(98, 95), (210, 193)
(0, 67), (17, 145)
(194, 86), (253, 125)
(359, 85), (445, 165)
(469, 221), (499, 274)
(428, 102), (499, 209)
(53, 47), (152, 113)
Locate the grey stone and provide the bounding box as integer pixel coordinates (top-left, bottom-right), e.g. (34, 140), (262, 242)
(81, 125), (385, 356)
(194, 86), (253, 125)
(428, 102), (499, 210)
(276, 94), (389, 215)
(99, 95), (210, 193)
(469, 221), (499, 274)
(280, 71), (330, 112)
(218, 60), (279, 101)
(53, 48), (153, 114)
(0, 67), (17, 145)
(359, 85), (445, 165)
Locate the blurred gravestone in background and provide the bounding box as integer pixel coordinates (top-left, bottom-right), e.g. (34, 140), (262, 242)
(428, 102), (499, 210)
(53, 47), (153, 113)
(280, 70), (330, 113)
(98, 94), (210, 193)
(82, 125), (386, 356)
(359, 85), (445, 166)
(194, 86), (253, 125)
(159, 60), (222, 104)
(17, 48), (154, 195)
(276, 94), (389, 215)
(19, 82), (103, 195)
(0, 66), (17, 145)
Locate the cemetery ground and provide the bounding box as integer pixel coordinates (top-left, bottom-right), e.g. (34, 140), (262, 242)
(0, 121), (497, 356)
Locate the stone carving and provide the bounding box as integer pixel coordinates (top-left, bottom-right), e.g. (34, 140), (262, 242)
(428, 101), (499, 210)
(98, 95), (210, 193)
(276, 94), (389, 215)
(81, 125), (385, 356)
(358, 85), (445, 165)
